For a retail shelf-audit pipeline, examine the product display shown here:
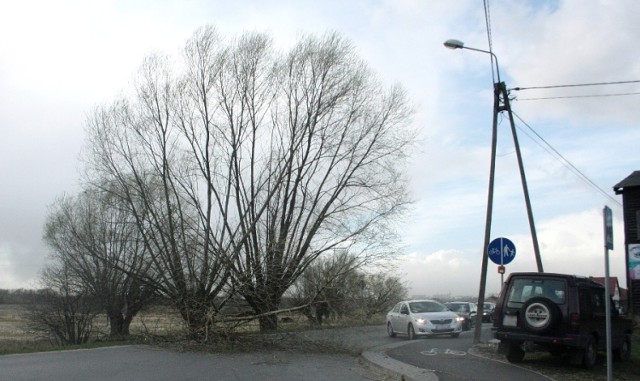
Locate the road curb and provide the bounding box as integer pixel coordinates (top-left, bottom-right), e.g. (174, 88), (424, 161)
(361, 341), (438, 381)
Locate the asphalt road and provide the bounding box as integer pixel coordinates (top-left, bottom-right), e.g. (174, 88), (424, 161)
(385, 323), (553, 381)
(0, 345), (386, 381)
(0, 324), (555, 381)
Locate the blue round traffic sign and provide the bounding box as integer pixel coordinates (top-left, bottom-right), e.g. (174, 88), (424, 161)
(488, 237), (516, 265)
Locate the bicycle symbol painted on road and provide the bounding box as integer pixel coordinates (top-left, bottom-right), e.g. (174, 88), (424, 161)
(420, 348), (467, 356)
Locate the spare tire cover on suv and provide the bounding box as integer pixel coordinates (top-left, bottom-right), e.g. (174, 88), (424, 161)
(521, 297), (561, 333)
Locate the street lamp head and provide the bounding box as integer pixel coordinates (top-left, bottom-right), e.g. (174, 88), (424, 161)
(443, 39), (500, 83)
(444, 39), (464, 50)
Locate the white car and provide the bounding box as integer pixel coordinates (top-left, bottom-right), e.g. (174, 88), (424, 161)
(386, 299), (464, 339)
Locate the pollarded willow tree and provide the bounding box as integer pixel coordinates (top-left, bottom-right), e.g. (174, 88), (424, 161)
(83, 25), (415, 333)
(43, 190), (156, 336)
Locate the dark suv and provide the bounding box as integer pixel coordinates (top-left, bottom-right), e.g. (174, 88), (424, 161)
(445, 302), (477, 331)
(493, 272), (633, 368)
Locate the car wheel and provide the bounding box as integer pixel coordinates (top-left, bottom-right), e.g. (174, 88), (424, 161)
(521, 297), (560, 333)
(407, 324), (416, 340)
(387, 323), (396, 338)
(614, 335), (631, 361)
(506, 342), (525, 363)
(451, 332), (460, 338)
(581, 335), (597, 369)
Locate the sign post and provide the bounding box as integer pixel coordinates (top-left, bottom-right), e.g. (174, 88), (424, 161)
(488, 237), (516, 285)
(603, 206), (613, 381)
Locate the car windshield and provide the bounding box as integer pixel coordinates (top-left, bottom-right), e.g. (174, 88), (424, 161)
(506, 278), (566, 308)
(409, 301), (448, 313)
(483, 303), (493, 309)
(447, 303), (469, 313)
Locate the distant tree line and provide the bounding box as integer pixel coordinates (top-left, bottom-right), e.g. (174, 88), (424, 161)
(0, 289), (42, 304)
(29, 26), (414, 344)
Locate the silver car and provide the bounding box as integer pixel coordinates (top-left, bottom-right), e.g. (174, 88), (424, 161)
(386, 299), (464, 339)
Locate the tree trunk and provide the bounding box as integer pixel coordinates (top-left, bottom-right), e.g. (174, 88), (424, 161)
(177, 290), (217, 340)
(108, 312), (126, 336)
(258, 314), (278, 331)
(301, 305), (319, 325)
(316, 301), (329, 325)
(121, 314), (133, 335)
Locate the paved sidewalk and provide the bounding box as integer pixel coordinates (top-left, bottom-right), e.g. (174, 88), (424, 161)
(362, 341), (438, 381)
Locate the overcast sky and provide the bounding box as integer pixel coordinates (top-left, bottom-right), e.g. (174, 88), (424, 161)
(1, 0), (638, 297)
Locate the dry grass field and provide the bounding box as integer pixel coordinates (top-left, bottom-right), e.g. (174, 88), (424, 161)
(0, 303), (351, 354)
(0, 304), (48, 353)
(0, 304), (185, 354)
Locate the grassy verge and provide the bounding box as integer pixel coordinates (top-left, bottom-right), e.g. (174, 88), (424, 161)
(0, 337), (140, 355)
(474, 329), (640, 381)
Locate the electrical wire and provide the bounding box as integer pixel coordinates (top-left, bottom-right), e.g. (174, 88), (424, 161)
(478, 3), (621, 211)
(484, 0), (493, 53)
(483, 0), (496, 84)
(513, 80), (640, 91)
(511, 111), (621, 206)
(513, 79), (640, 101)
(516, 92), (640, 101)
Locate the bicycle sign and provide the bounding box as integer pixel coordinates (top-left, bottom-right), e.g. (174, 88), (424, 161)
(420, 348), (466, 356)
(487, 237), (516, 265)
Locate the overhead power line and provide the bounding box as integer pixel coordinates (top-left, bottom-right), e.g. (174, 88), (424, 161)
(483, 0), (496, 84)
(513, 80), (640, 91)
(516, 92), (640, 101)
(511, 111), (621, 206)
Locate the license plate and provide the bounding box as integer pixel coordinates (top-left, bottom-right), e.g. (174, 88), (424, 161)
(503, 315), (517, 327)
(436, 324), (448, 330)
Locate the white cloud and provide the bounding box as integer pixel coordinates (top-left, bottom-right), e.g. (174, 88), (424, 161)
(400, 206), (628, 297)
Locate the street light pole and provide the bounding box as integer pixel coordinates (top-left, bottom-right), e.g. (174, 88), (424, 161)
(444, 39), (543, 344)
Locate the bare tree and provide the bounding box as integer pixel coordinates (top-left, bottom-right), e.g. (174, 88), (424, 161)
(357, 273), (408, 319)
(287, 251), (362, 324)
(83, 31), (235, 336)
(225, 32), (414, 330)
(24, 264), (100, 345)
(82, 26), (414, 334)
(289, 252), (407, 324)
(43, 190), (155, 336)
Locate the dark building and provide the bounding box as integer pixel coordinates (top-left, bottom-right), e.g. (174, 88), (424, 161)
(613, 171), (640, 315)
(590, 276), (626, 312)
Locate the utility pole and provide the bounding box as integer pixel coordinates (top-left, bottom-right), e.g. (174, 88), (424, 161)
(444, 40), (543, 344)
(499, 82), (543, 273)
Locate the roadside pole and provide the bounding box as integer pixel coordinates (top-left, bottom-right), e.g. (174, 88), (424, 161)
(443, 40), (544, 344)
(603, 205), (614, 381)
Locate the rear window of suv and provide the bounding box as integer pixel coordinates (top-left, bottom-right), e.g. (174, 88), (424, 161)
(506, 278), (566, 308)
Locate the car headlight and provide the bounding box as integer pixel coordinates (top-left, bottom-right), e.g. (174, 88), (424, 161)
(456, 316), (464, 322)
(415, 318), (427, 324)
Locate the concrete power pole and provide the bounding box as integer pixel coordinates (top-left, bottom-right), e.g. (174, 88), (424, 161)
(443, 39), (543, 344)
(473, 80), (543, 344)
